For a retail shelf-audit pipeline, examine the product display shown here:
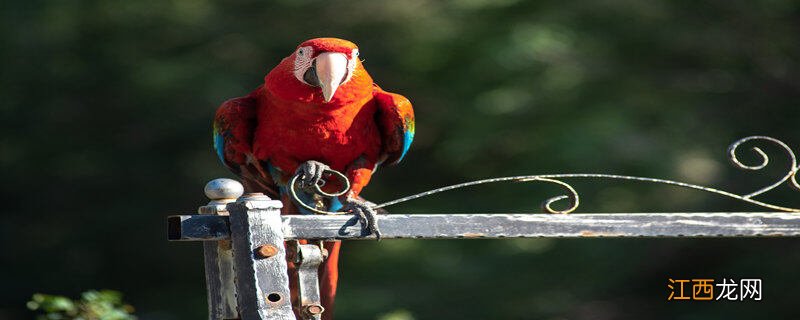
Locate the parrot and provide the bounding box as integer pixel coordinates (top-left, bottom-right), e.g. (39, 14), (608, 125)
(212, 37), (414, 319)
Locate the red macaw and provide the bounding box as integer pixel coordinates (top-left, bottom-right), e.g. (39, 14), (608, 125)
(212, 38), (414, 319)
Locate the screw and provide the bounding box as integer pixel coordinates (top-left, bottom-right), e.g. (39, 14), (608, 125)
(305, 304), (324, 315)
(256, 244), (279, 258)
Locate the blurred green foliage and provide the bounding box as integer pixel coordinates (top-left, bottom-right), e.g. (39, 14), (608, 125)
(27, 290), (136, 320)
(1, 0), (799, 319)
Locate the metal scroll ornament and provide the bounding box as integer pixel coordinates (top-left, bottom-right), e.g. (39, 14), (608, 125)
(290, 136), (800, 214)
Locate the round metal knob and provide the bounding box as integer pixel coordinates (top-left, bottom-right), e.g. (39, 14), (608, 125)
(204, 178), (244, 200)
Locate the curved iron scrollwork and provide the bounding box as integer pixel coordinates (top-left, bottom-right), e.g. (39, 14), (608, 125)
(290, 136), (800, 214)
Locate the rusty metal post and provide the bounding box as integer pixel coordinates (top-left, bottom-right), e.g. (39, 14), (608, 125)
(228, 192), (295, 320)
(200, 179), (243, 320)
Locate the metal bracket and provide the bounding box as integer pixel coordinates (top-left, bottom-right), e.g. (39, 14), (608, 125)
(290, 241), (326, 320)
(227, 192), (294, 320)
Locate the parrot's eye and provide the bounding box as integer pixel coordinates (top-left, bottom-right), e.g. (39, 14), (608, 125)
(297, 46), (312, 57)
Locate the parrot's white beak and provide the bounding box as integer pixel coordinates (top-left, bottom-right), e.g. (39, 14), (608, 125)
(315, 52), (349, 103)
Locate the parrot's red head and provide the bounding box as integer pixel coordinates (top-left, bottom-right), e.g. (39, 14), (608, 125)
(265, 38), (372, 105)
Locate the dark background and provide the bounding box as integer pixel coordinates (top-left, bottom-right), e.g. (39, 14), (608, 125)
(2, 0), (800, 319)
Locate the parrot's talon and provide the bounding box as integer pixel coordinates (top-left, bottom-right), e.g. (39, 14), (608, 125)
(343, 199), (381, 240)
(295, 160), (330, 190)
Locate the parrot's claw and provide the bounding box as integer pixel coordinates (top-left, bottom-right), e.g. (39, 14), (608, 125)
(344, 199), (381, 240)
(295, 160), (330, 189)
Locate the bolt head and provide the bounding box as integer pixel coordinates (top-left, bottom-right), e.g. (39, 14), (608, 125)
(256, 244), (279, 258)
(204, 178), (244, 200)
(305, 304), (324, 315)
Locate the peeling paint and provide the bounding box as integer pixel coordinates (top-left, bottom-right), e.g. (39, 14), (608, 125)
(579, 230), (624, 237)
(461, 233), (486, 238)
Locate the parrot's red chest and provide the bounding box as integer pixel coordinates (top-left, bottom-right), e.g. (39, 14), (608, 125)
(252, 92), (381, 174)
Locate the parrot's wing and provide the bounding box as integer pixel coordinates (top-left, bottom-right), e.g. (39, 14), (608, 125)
(373, 85), (415, 165)
(213, 91), (278, 196)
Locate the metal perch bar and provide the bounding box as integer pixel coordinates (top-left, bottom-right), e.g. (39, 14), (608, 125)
(166, 134), (800, 320)
(169, 212), (800, 241)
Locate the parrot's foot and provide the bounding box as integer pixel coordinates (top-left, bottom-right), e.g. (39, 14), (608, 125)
(295, 160), (331, 189)
(343, 199), (381, 240)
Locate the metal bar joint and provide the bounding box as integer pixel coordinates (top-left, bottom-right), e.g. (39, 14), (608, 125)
(289, 241), (326, 320)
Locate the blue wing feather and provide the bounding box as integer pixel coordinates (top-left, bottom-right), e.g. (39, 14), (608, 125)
(213, 129), (226, 166)
(373, 87), (415, 165)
